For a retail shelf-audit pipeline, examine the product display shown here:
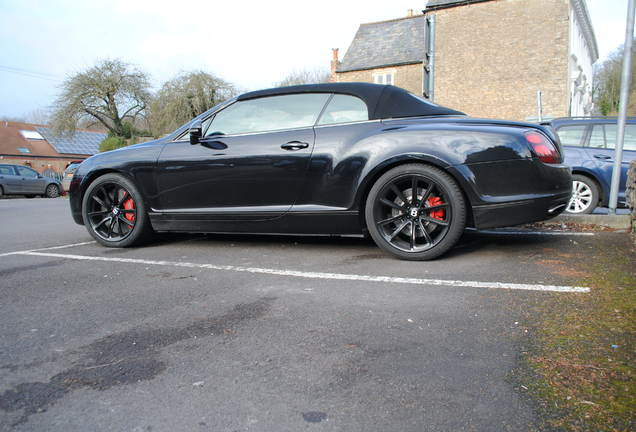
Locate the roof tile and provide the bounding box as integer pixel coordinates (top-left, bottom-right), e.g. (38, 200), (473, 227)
(337, 15), (426, 72)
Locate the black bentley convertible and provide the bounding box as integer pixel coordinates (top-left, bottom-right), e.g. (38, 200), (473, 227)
(69, 83), (571, 260)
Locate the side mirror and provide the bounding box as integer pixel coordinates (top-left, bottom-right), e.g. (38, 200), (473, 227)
(189, 120), (203, 145)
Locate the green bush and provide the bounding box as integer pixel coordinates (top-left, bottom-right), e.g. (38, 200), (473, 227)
(99, 136), (128, 153)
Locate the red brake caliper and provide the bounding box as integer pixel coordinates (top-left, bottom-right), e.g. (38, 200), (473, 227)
(123, 196), (135, 224)
(428, 197), (444, 221)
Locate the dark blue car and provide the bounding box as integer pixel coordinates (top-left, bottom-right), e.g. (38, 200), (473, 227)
(548, 117), (636, 214)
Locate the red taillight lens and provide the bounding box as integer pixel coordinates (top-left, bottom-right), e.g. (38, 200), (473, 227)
(525, 131), (560, 164)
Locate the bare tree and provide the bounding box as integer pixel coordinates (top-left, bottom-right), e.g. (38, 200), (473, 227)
(272, 66), (330, 88)
(0, 115), (26, 123)
(50, 58), (152, 137)
(149, 70), (240, 136)
(1, 108), (50, 125)
(594, 41), (636, 116)
(23, 107), (51, 125)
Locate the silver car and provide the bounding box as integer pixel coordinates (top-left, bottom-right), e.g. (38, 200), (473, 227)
(0, 164), (62, 198)
(62, 163), (80, 193)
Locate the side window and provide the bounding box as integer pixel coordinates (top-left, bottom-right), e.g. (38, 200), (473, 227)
(0, 166), (15, 175)
(605, 125), (616, 149)
(624, 125), (636, 151)
(589, 125), (605, 148)
(556, 125), (586, 147)
(16, 166), (39, 177)
(317, 95), (369, 125)
(205, 94), (330, 136)
(606, 124), (636, 151)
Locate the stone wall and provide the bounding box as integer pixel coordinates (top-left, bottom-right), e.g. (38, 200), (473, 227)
(627, 160), (636, 240)
(432, 0), (571, 121)
(336, 64), (424, 97)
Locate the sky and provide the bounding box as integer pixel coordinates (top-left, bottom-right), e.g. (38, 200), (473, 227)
(0, 0), (631, 119)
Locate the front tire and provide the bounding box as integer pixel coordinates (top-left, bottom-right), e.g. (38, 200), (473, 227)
(565, 174), (599, 214)
(365, 164), (466, 261)
(82, 174), (153, 247)
(45, 184), (60, 198)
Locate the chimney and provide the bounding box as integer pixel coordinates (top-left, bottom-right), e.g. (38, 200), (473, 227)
(407, 9), (413, 16)
(331, 48), (340, 83)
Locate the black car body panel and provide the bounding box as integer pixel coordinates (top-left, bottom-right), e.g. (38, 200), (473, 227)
(69, 83), (571, 259)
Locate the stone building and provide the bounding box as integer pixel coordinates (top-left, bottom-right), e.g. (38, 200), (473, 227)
(332, 10), (428, 97)
(333, 0), (598, 122)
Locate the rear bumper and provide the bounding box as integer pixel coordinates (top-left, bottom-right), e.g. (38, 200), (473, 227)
(471, 192), (571, 230)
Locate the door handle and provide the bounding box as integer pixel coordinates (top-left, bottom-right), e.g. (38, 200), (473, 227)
(593, 154), (612, 160)
(281, 141), (309, 151)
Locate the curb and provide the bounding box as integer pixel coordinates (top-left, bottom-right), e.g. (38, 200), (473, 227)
(551, 213), (632, 230)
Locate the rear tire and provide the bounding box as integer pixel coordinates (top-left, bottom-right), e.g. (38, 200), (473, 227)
(365, 164), (466, 261)
(82, 173), (153, 247)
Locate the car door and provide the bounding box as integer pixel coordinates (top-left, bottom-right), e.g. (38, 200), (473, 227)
(584, 123), (636, 205)
(15, 165), (46, 194)
(0, 165), (22, 193)
(156, 93), (331, 220)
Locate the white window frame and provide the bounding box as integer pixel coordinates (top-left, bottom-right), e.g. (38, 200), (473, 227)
(19, 130), (44, 140)
(373, 69), (396, 86)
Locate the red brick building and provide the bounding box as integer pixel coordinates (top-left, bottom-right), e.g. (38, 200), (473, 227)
(0, 121), (104, 177)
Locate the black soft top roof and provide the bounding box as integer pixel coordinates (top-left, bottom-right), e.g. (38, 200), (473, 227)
(238, 83), (465, 119)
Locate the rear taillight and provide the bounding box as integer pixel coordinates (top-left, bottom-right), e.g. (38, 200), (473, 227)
(525, 131), (560, 164)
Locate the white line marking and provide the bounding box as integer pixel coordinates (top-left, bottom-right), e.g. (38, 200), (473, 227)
(0, 241), (96, 257)
(10, 250), (590, 293)
(477, 230), (595, 236)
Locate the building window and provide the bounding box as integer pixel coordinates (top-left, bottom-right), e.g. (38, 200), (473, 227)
(17, 147), (31, 154)
(19, 130), (44, 140)
(373, 71), (395, 85)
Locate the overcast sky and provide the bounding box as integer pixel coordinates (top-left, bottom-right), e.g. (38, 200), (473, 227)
(0, 0), (631, 119)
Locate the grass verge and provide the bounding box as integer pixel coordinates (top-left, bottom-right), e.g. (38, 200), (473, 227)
(515, 231), (635, 431)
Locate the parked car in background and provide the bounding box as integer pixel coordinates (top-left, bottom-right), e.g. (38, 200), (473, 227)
(69, 83), (571, 260)
(547, 117), (636, 214)
(62, 163), (81, 193)
(0, 163), (62, 198)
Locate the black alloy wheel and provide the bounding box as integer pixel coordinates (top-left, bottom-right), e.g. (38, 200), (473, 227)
(365, 164), (466, 261)
(82, 174), (153, 247)
(45, 184), (60, 198)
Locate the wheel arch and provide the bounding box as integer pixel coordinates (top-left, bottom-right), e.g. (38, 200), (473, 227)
(356, 155), (475, 233)
(45, 182), (61, 197)
(80, 170), (154, 247)
(571, 170), (605, 206)
(76, 169), (143, 214)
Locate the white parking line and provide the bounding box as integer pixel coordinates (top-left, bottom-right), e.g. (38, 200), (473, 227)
(474, 229), (595, 236)
(0, 242), (96, 257)
(3, 246), (590, 293)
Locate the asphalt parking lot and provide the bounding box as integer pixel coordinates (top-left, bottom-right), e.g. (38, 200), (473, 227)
(0, 197), (626, 431)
